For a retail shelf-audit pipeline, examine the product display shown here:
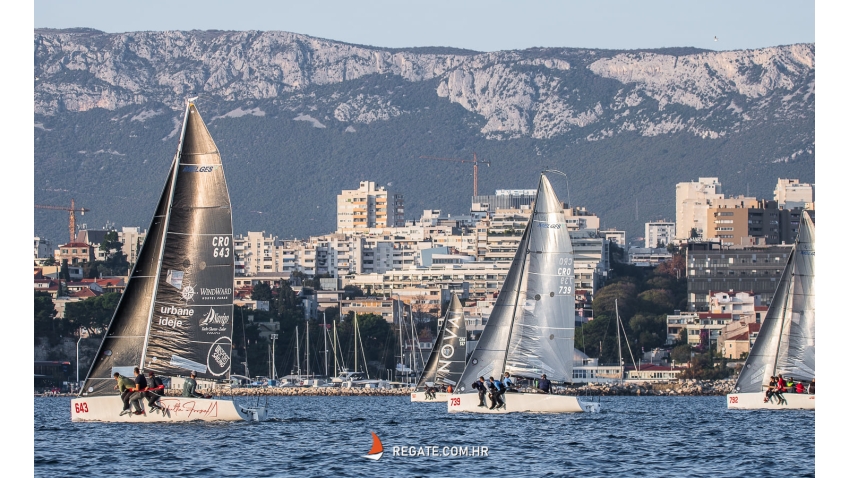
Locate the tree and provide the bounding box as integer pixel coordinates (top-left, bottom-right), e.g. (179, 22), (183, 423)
(343, 285), (364, 299)
(60, 259), (71, 282)
(34, 291), (58, 345)
(671, 344), (692, 364)
(63, 292), (121, 335)
(43, 256), (56, 266)
(251, 282), (273, 302)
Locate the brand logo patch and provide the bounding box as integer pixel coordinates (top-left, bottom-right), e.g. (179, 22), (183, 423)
(182, 165), (218, 173)
(200, 308), (230, 327)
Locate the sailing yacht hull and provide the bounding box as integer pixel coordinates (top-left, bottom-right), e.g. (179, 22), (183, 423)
(447, 392), (600, 413)
(71, 396), (268, 422)
(410, 392), (449, 402)
(727, 392), (815, 410)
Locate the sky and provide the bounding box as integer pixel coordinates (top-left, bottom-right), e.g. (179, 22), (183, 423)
(33, 0), (814, 52)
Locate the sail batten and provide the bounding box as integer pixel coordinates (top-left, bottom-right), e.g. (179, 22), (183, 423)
(735, 212), (815, 392)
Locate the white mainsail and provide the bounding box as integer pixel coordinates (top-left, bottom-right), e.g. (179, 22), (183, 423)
(456, 173), (575, 388)
(734, 211), (815, 392)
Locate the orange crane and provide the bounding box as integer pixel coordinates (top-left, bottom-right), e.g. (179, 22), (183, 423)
(34, 199), (90, 244)
(419, 152), (491, 197)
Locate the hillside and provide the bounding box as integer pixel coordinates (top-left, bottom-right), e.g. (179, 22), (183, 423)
(34, 30), (815, 244)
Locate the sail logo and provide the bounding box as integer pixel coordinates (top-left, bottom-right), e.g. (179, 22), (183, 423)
(211, 344), (229, 368)
(182, 165), (218, 173)
(200, 308), (230, 327)
(200, 287), (233, 296)
(158, 316), (184, 328)
(537, 222), (562, 229)
(364, 432), (384, 461)
(181, 285), (196, 302)
(160, 305), (195, 317)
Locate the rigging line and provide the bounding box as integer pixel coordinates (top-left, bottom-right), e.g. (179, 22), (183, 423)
(618, 308), (638, 370)
(772, 249), (796, 378)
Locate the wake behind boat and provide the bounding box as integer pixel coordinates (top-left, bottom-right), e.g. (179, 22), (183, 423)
(448, 171), (599, 414)
(411, 293), (467, 402)
(71, 101), (266, 422)
(727, 211), (815, 410)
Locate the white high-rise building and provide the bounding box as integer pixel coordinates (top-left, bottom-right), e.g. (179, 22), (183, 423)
(774, 178), (814, 209)
(675, 177), (723, 240)
(337, 181), (404, 233)
(645, 221), (675, 248)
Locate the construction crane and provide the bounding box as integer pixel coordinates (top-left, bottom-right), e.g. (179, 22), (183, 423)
(419, 152), (491, 197)
(34, 199), (90, 244)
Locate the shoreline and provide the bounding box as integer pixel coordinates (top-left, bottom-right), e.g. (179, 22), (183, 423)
(36, 380), (743, 398)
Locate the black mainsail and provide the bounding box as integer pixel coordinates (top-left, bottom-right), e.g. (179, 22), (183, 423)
(81, 102), (234, 396)
(415, 293), (468, 390)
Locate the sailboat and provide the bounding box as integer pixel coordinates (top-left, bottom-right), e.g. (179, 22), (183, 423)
(727, 211), (815, 410)
(448, 171), (600, 414)
(71, 101), (267, 422)
(411, 292), (467, 402)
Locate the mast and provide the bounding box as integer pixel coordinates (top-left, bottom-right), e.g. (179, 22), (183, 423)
(306, 321), (311, 378)
(354, 312), (358, 374)
(296, 325), (301, 380)
(771, 256), (796, 378)
(615, 299), (623, 383)
(323, 312), (328, 377)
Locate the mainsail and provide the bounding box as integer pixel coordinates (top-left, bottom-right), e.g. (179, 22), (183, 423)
(456, 173), (575, 389)
(415, 293), (468, 390)
(81, 103), (234, 396)
(735, 211), (815, 393)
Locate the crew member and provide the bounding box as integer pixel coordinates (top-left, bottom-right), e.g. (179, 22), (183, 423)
(113, 372), (136, 416)
(488, 377), (505, 410)
(146, 371), (166, 413)
(473, 376), (488, 407)
(127, 367), (148, 415)
(538, 374), (551, 394)
(182, 372), (206, 398)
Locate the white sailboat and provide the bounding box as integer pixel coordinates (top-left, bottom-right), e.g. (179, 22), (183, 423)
(727, 211), (815, 410)
(448, 171), (600, 414)
(411, 292), (467, 402)
(71, 101), (267, 422)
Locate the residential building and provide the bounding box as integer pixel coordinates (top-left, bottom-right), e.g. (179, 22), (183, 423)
(340, 298), (402, 324)
(665, 310), (734, 348)
(337, 181), (404, 233)
(645, 221), (675, 248)
(56, 242), (94, 265)
(717, 321), (761, 360)
(628, 247), (672, 267)
(34, 237), (52, 262)
(675, 177), (723, 240)
(118, 227), (146, 264)
(685, 242), (792, 311)
(471, 189), (536, 214)
(774, 178), (814, 209)
(707, 291), (766, 322)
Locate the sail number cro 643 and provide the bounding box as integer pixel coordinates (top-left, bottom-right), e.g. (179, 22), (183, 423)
(74, 402), (89, 413)
(212, 236), (230, 258)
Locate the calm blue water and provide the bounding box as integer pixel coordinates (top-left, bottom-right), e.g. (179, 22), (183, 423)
(35, 395), (813, 477)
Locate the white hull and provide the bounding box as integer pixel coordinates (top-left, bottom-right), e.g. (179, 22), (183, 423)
(410, 392), (450, 402)
(71, 395), (268, 422)
(447, 392), (600, 414)
(727, 392), (815, 410)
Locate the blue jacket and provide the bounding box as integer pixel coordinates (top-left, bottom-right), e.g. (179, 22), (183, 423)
(489, 380), (504, 391)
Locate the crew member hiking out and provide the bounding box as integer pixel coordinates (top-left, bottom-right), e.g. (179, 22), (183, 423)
(146, 371), (165, 413)
(488, 377), (505, 410)
(127, 367), (148, 415)
(113, 372), (136, 416)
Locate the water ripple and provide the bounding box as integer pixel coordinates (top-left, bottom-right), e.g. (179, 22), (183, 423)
(35, 395), (812, 476)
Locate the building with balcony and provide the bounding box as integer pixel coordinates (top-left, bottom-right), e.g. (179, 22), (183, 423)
(675, 177), (723, 240)
(645, 221), (675, 248)
(337, 181), (404, 233)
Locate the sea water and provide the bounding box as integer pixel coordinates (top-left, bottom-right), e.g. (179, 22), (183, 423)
(34, 395), (814, 477)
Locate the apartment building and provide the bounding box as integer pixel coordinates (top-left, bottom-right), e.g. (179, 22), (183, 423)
(645, 221), (675, 248)
(675, 177), (723, 240)
(34, 237), (52, 261)
(666, 310), (733, 347)
(118, 227), (146, 264)
(685, 242), (792, 311)
(336, 181), (404, 233)
(774, 178), (814, 209)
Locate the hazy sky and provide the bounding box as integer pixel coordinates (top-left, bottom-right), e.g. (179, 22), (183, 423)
(34, 0), (814, 52)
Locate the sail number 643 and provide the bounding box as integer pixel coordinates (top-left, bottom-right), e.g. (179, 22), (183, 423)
(212, 236), (230, 258)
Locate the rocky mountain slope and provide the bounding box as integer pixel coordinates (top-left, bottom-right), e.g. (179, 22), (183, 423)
(34, 29), (815, 244)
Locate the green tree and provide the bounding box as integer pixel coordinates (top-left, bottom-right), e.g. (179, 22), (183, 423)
(63, 292), (121, 335)
(34, 291), (58, 345)
(60, 259), (71, 282)
(671, 344), (692, 364)
(251, 282), (273, 301)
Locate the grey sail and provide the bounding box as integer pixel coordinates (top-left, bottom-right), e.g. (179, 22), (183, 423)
(415, 293), (468, 390)
(80, 158), (176, 396)
(735, 211), (815, 392)
(456, 173), (575, 390)
(80, 102), (235, 396)
(143, 103), (235, 380)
